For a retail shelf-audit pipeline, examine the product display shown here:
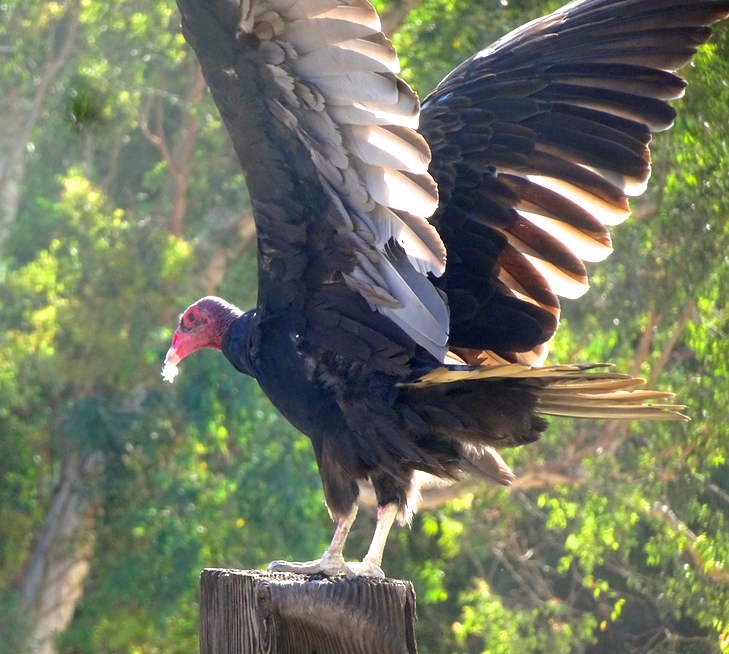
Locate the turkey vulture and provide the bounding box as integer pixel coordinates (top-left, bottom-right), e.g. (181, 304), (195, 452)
(165, 0), (728, 577)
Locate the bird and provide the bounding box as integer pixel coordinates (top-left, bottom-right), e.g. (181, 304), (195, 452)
(165, 0), (729, 577)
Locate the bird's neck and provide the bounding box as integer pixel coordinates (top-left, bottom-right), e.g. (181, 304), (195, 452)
(214, 304), (244, 346)
(221, 309), (258, 378)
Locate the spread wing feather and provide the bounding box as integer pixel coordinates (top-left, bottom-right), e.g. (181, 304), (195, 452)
(420, 0), (729, 366)
(178, 0), (727, 385)
(179, 0), (449, 360)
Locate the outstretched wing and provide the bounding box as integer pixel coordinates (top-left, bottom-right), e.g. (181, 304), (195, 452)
(177, 0), (450, 361)
(419, 0), (729, 366)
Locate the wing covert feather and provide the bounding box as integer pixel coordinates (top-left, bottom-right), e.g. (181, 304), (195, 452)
(420, 0), (729, 365)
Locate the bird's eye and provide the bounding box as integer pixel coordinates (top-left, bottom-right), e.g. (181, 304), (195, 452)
(186, 312), (196, 324)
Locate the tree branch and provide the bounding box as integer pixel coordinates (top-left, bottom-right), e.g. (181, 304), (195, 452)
(380, 0), (427, 38)
(0, 11), (80, 192)
(631, 309), (659, 378)
(139, 60), (206, 236)
(169, 62), (206, 236)
(647, 302), (694, 389)
(358, 465), (584, 512)
(491, 545), (548, 607)
(647, 502), (729, 585)
(139, 92), (177, 176)
(0, 10), (80, 254)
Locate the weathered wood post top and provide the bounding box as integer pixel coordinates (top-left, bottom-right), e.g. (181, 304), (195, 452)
(199, 568), (418, 654)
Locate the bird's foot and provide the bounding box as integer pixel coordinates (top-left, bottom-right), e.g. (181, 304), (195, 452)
(340, 556), (385, 579)
(268, 550), (348, 577)
(267, 552), (384, 578)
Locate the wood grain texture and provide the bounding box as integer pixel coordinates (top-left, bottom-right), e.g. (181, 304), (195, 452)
(199, 569), (417, 654)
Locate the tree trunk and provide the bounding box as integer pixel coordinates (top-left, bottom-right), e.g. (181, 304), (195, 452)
(19, 449), (102, 654)
(0, 13), (79, 254)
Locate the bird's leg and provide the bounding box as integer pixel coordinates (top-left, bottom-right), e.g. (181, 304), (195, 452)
(267, 503), (398, 578)
(344, 503), (398, 578)
(268, 505), (358, 576)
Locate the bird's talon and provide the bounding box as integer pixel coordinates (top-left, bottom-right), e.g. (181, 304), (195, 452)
(267, 560), (290, 573)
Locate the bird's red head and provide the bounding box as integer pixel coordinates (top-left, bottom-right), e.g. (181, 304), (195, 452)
(163, 296), (242, 381)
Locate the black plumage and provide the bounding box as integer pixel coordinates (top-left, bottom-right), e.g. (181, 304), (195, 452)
(164, 0), (728, 576)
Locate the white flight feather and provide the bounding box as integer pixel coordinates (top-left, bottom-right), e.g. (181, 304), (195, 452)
(342, 124), (430, 174)
(305, 71), (400, 105)
(284, 18), (378, 53)
(329, 37), (399, 72)
(296, 45), (397, 76)
(279, 0), (342, 20)
(357, 165), (438, 216)
(370, 204), (445, 275)
(315, 4), (380, 28)
(518, 210), (613, 262)
(258, 0), (450, 360)
(378, 248), (449, 347)
(522, 174), (631, 225)
(522, 253), (588, 299)
(580, 163), (650, 197)
(328, 103), (419, 128)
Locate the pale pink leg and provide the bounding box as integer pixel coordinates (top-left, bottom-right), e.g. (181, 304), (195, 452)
(346, 503), (398, 578)
(268, 505), (358, 576)
(268, 503), (399, 578)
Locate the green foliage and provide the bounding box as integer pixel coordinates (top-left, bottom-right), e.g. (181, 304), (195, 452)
(454, 578), (597, 654)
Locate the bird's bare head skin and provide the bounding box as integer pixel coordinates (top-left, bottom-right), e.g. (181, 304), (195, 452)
(163, 296), (243, 383)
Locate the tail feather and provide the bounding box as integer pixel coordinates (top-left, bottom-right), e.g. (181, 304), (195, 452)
(403, 362), (610, 386)
(533, 371), (687, 421)
(394, 361), (685, 491)
(400, 361), (687, 421)
(535, 404), (686, 420)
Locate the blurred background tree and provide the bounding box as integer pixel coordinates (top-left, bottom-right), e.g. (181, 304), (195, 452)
(0, 1), (727, 653)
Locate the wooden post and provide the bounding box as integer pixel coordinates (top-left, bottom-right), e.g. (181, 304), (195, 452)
(199, 569), (418, 654)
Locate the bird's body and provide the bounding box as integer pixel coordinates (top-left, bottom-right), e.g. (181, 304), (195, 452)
(166, 0), (729, 576)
